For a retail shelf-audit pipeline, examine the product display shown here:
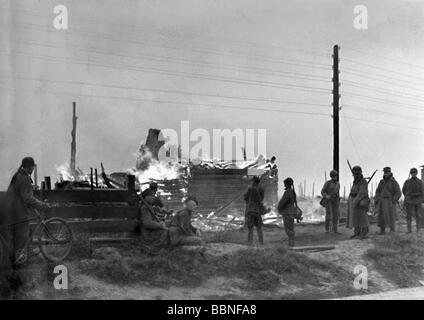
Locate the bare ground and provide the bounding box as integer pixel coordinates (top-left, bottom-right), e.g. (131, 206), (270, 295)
(3, 222), (424, 300)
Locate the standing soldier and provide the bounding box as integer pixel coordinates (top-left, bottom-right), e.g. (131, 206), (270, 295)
(321, 170), (340, 234)
(278, 177), (298, 247)
(244, 177), (266, 246)
(375, 167), (402, 234)
(347, 166), (370, 239)
(402, 168), (424, 233)
(2, 157), (50, 266)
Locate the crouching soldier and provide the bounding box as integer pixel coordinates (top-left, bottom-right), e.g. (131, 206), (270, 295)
(402, 168), (424, 233)
(139, 189), (169, 255)
(321, 170), (341, 234)
(168, 196), (202, 247)
(278, 178), (298, 247)
(375, 167), (401, 234)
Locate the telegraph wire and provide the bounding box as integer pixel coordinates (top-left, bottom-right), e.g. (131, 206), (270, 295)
(0, 84), (331, 118)
(0, 5), (331, 61)
(343, 69), (424, 93)
(342, 57), (424, 83)
(0, 74), (330, 108)
(8, 38), (331, 83)
(344, 46), (424, 71)
(0, 20), (332, 72)
(0, 51), (332, 94)
(343, 91), (424, 112)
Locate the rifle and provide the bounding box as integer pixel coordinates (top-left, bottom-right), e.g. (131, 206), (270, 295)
(367, 170), (378, 185)
(347, 160), (353, 174)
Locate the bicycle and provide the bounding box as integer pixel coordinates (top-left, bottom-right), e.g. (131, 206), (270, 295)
(0, 208), (73, 266)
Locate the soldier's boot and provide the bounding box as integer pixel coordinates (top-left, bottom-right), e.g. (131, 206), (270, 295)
(247, 228), (254, 245)
(325, 218), (330, 233)
(359, 227), (369, 240)
(350, 227), (360, 239)
(407, 220), (412, 233)
(257, 227), (264, 246)
(333, 224), (340, 234)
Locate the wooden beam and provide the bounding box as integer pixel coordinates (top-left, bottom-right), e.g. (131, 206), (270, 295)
(35, 189), (138, 204)
(289, 245), (335, 252)
(45, 205), (139, 219)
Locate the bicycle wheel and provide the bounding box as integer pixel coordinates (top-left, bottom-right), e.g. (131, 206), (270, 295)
(38, 218), (73, 263)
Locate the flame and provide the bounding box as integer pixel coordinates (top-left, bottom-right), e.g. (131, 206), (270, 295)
(55, 163), (88, 182)
(131, 149), (184, 185)
(56, 163), (75, 181)
(129, 160), (183, 184)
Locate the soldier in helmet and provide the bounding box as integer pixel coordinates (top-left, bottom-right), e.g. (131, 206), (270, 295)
(402, 168), (424, 233)
(375, 167), (401, 234)
(347, 166), (370, 239)
(244, 176), (266, 246)
(278, 177), (299, 247)
(141, 182), (164, 208)
(139, 188), (169, 255)
(1, 157), (50, 266)
(321, 170), (341, 234)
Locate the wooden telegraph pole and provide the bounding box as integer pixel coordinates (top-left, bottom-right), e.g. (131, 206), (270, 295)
(332, 45), (340, 175)
(70, 102), (77, 176)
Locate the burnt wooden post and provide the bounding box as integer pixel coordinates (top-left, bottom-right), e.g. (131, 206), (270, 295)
(40, 181), (46, 200)
(90, 168), (94, 190)
(127, 175), (136, 191)
(95, 168), (98, 188)
(70, 102), (77, 176)
(44, 177), (51, 190)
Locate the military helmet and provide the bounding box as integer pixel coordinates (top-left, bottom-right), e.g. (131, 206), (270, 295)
(410, 168), (418, 174)
(283, 177), (294, 186)
(330, 170), (338, 177)
(21, 157), (36, 169)
(352, 166), (362, 173)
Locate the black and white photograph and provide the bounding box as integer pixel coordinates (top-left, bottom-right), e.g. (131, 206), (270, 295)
(1, 0), (424, 305)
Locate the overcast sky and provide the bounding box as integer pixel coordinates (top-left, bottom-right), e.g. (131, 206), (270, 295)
(1, 0), (424, 194)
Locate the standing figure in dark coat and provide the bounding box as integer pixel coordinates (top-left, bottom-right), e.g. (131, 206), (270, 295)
(347, 166), (370, 239)
(168, 196), (202, 247)
(244, 176), (266, 246)
(375, 167), (402, 234)
(278, 177), (297, 247)
(139, 189), (169, 255)
(402, 168), (424, 233)
(321, 170), (341, 234)
(1, 157), (50, 266)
